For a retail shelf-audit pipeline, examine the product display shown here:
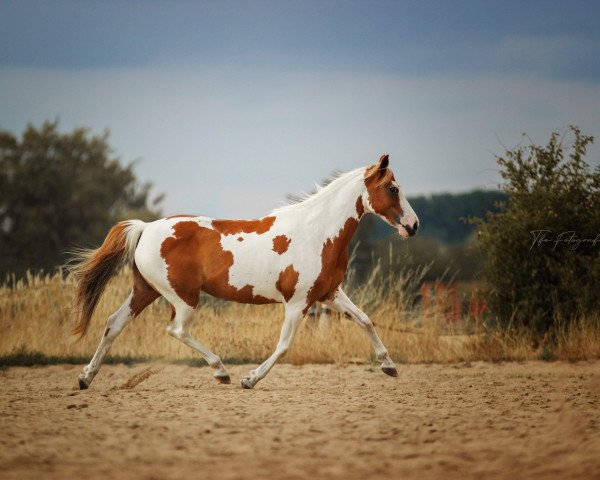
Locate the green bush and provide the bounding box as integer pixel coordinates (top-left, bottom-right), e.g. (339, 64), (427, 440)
(473, 126), (600, 333)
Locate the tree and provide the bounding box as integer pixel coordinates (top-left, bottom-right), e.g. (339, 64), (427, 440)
(0, 121), (163, 277)
(473, 126), (600, 333)
(408, 190), (507, 244)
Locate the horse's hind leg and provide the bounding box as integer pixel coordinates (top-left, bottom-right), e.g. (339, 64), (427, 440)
(166, 301), (230, 384)
(78, 265), (159, 389)
(78, 292), (136, 389)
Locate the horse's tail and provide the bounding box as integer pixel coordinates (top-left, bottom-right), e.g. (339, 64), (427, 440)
(71, 220), (147, 338)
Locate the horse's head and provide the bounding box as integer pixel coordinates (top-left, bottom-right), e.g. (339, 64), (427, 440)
(363, 154), (419, 238)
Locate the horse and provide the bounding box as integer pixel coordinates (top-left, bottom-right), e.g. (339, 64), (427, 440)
(71, 154), (419, 389)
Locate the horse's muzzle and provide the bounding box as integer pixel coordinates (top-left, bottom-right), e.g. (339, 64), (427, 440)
(396, 215), (419, 238)
(403, 222), (419, 237)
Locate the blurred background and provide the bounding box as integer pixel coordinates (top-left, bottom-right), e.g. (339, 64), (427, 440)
(1, 1), (599, 343)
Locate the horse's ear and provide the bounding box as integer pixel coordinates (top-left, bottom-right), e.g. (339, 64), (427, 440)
(366, 154), (390, 180)
(379, 154), (389, 171)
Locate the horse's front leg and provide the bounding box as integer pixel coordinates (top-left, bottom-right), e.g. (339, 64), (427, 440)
(324, 288), (397, 377)
(241, 303), (304, 389)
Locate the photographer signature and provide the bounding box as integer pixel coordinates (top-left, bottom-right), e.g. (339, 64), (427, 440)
(529, 230), (600, 251)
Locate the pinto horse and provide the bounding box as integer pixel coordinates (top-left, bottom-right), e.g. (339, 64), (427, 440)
(72, 155), (419, 389)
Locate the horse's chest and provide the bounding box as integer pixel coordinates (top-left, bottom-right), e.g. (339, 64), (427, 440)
(310, 246), (350, 302)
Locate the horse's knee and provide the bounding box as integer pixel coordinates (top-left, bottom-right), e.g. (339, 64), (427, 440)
(166, 324), (186, 340)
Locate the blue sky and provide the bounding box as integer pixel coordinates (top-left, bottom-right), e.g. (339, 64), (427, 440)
(1, 1), (599, 217)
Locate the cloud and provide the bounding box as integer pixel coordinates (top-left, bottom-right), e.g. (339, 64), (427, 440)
(1, 64), (598, 218)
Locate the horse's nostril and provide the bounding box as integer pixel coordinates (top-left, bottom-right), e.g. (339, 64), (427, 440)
(402, 224), (415, 236)
(413, 222), (419, 232)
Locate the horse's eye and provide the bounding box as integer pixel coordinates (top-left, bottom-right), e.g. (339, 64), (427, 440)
(389, 186), (399, 194)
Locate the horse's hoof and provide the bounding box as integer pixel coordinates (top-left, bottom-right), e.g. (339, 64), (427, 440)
(241, 378), (254, 389)
(78, 377), (89, 390)
(382, 366), (398, 377)
(215, 375), (231, 385)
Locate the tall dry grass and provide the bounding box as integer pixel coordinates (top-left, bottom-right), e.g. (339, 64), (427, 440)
(1, 268), (598, 365)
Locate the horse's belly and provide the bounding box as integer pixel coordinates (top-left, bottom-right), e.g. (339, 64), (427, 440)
(202, 273), (280, 305)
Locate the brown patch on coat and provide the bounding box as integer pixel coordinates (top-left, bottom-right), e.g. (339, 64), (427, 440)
(160, 221), (277, 308)
(272, 235), (291, 255)
(275, 265), (300, 302)
(356, 196), (365, 217)
(237, 237), (244, 242)
(129, 262), (161, 316)
(304, 217), (359, 313)
(211, 217), (275, 235)
(364, 156), (403, 224)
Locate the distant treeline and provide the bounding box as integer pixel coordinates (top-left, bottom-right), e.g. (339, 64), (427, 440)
(407, 190), (507, 244)
(349, 190), (507, 283)
(364, 190), (507, 245)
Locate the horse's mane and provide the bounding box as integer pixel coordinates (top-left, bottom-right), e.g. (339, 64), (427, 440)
(271, 167), (364, 215)
(283, 169), (344, 205)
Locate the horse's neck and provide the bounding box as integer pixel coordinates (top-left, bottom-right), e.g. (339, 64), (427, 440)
(281, 173), (365, 245)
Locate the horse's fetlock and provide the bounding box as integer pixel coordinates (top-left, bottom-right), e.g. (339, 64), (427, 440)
(209, 358), (222, 369)
(376, 351), (389, 362)
(363, 321), (375, 332)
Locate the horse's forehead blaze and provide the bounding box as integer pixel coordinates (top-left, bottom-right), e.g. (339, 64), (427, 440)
(211, 216), (276, 235)
(159, 220), (274, 307)
(276, 265), (299, 302)
(272, 235), (292, 255)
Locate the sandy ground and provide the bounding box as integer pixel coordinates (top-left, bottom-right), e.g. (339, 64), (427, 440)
(0, 362), (599, 480)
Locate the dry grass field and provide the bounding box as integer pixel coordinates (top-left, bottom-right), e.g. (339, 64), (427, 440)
(1, 269), (599, 366)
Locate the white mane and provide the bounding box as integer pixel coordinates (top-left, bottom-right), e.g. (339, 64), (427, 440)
(271, 167), (365, 215)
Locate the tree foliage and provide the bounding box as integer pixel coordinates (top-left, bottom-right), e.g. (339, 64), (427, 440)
(473, 126), (600, 332)
(0, 121), (162, 277)
(408, 190), (507, 244)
